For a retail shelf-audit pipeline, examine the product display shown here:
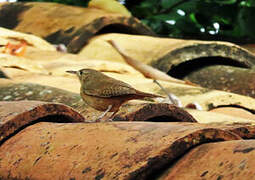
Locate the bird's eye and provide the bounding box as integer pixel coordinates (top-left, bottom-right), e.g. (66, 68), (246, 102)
(78, 71), (82, 76)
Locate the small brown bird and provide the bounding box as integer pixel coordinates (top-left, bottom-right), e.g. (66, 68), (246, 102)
(66, 69), (162, 120)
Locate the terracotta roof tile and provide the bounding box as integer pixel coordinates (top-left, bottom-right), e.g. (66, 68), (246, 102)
(0, 2), (155, 53)
(0, 101), (84, 144)
(210, 107), (255, 120)
(0, 122), (241, 180)
(80, 33), (255, 98)
(214, 124), (255, 139)
(0, 84), (197, 123)
(188, 109), (255, 125)
(0, 83), (82, 107)
(163, 140), (255, 179)
(0, 3), (255, 179)
(111, 103), (197, 122)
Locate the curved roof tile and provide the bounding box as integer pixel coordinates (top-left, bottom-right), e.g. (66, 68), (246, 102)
(164, 140), (255, 179)
(0, 101), (84, 144)
(0, 122), (241, 180)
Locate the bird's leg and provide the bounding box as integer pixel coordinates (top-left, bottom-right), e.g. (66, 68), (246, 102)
(97, 105), (112, 122)
(108, 109), (119, 121)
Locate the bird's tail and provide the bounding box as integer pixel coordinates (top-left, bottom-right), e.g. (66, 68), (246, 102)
(135, 90), (163, 99)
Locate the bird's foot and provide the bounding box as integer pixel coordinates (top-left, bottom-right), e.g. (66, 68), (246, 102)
(96, 116), (113, 122)
(107, 118), (113, 122)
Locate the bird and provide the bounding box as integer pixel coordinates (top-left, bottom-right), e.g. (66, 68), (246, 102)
(66, 68), (163, 121)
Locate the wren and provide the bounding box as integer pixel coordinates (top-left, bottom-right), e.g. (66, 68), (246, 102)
(66, 69), (163, 121)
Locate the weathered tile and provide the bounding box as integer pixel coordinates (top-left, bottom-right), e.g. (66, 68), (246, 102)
(162, 140), (255, 180)
(0, 122), (241, 180)
(182, 64), (255, 98)
(114, 103), (197, 123)
(0, 2), (154, 53)
(80, 33), (255, 68)
(210, 107), (255, 120)
(188, 109), (255, 125)
(0, 101), (84, 143)
(0, 27), (55, 51)
(220, 125), (255, 139)
(80, 33), (255, 98)
(0, 83), (198, 123)
(0, 83), (82, 107)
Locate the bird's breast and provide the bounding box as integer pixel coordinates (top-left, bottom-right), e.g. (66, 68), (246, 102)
(80, 92), (129, 112)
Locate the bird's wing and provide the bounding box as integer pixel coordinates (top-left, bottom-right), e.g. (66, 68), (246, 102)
(83, 80), (137, 97)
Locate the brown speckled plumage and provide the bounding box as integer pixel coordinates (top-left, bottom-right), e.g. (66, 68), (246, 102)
(67, 69), (162, 120)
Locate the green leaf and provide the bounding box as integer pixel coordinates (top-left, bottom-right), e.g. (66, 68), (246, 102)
(214, 0), (237, 5)
(160, 0), (185, 9)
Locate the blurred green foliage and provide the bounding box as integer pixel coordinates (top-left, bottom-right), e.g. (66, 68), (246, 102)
(18, 0), (255, 43)
(124, 0), (255, 43)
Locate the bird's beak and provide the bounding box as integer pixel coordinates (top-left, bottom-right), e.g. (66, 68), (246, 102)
(66, 70), (77, 75)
